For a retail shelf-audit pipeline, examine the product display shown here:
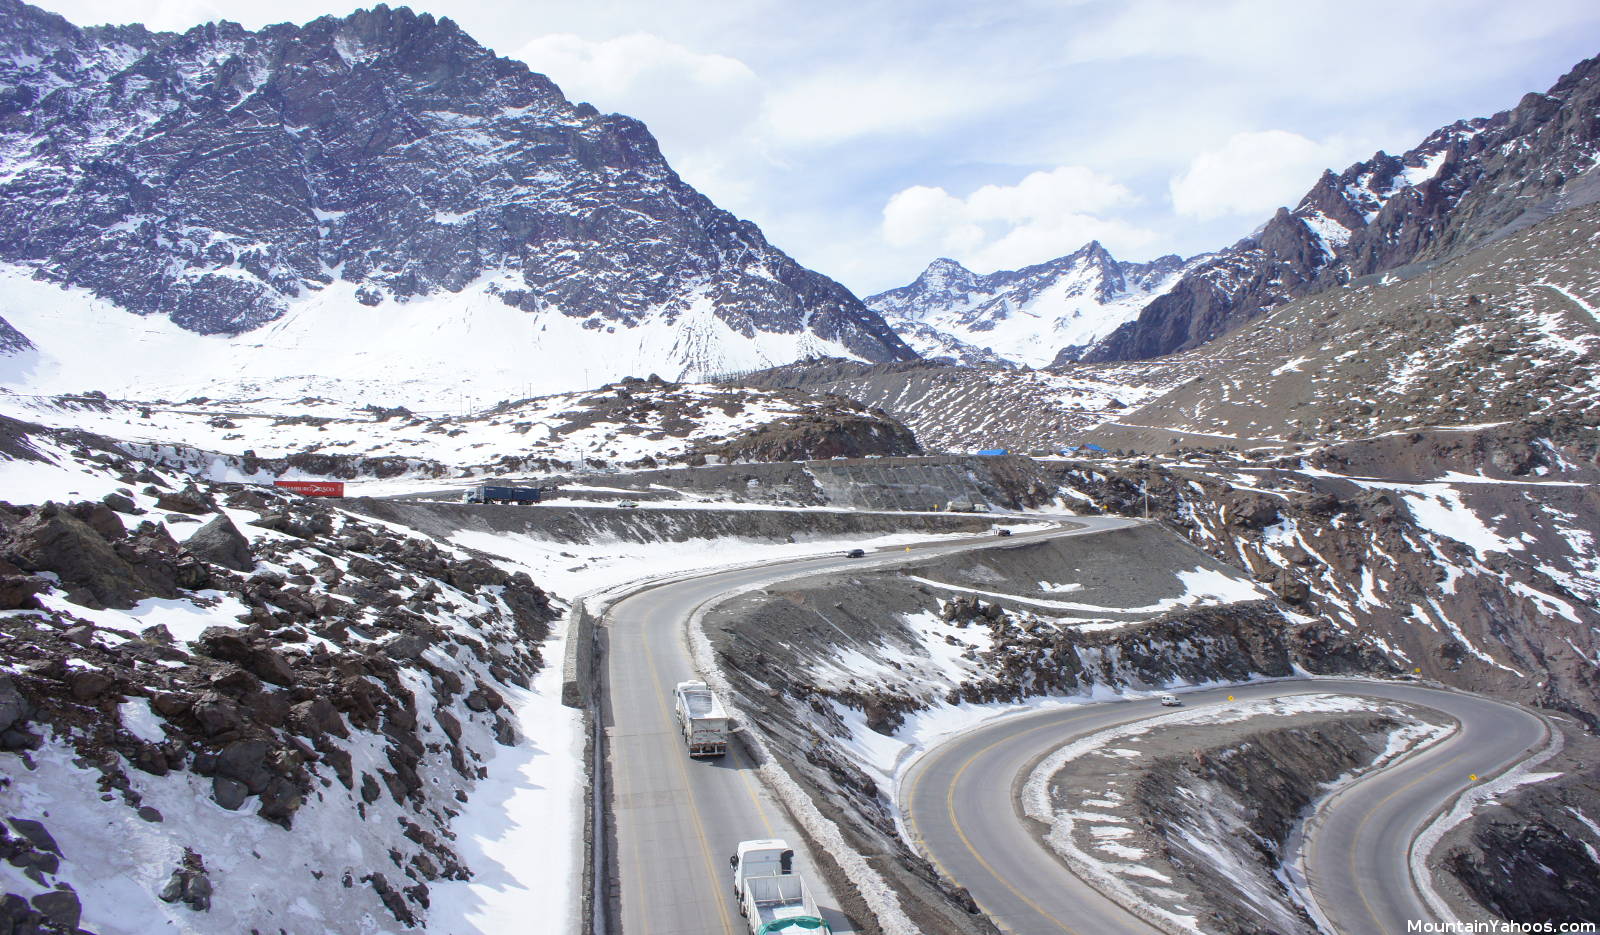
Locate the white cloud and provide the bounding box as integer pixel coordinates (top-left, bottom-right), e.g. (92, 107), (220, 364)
(881, 166), (1157, 272)
(1169, 130), (1346, 220)
(882, 186), (984, 253)
(972, 214), (1159, 272)
(518, 33), (764, 140)
(761, 69), (990, 147)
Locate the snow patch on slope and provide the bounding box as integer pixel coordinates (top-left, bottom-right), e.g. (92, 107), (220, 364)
(0, 266), (867, 407)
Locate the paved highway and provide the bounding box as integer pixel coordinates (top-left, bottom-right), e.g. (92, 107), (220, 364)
(600, 515), (1143, 935)
(901, 679), (1551, 935)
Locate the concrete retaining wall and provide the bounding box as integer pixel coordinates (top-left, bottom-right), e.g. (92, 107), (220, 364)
(562, 601), (597, 709)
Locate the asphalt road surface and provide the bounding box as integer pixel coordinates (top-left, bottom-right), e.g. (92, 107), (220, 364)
(901, 678), (1550, 935)
(601, 515), (1142, 935)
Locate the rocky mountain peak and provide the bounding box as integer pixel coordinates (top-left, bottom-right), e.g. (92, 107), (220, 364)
(1084, 52), (1600, 363)
(912, 257), (981, 297)
(867, 240), (1196, 367)
(0, 0), (913, 398)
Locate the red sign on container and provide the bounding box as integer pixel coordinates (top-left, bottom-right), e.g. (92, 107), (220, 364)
(273, 480), (345, 497)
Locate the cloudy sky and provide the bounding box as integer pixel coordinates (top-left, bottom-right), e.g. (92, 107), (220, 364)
(32, 0), (1600, 295)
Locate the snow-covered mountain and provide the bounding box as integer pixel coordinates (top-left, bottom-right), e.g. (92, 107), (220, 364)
(0, 0), (913, 403)
(1085, 54), (1600, 362)
(866, 243), (1190, 367)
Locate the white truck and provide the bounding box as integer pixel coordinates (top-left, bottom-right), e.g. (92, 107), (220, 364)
(673, 680), (729, 757)
(729, 839), (832, 935)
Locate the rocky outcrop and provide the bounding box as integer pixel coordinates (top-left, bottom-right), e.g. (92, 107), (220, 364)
(696, 406), (921, 462)
(0, 314), (30, 354)
(1082, 211), (1325, 362)
(0, 501), (180, 609)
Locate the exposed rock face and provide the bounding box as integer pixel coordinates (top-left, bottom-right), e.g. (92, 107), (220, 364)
(0, 0), (913, 371)
(867, 245), (1189, 367)
(1084, 54), (1600, 362)
(0, 314), (29, 353)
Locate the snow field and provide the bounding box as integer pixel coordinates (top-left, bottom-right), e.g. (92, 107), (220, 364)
(0, 264), (867, 408)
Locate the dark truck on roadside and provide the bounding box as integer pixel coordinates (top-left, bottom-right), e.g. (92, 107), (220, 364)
(463, 485), (542, 505)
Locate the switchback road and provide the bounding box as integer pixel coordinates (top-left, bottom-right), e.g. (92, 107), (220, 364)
(901, 678), (1549, 935)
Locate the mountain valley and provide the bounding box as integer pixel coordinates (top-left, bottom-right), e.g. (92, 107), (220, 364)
(0, 4), (1596, 935)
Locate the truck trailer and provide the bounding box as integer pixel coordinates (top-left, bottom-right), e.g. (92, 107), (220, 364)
(673, 680), (729, 757)
(273, 480), (345, 497)
(463, 485), (541, 504)
(729, 839), (831, 935)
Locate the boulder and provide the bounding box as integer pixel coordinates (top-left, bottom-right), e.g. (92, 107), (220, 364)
(154, 486), (212, 515)
(182, 514), (254, 572)
(65, 669), (115, 703)
(66, 502), (126, 540)
(30, 887), (80, 931)
(0, 677), (31, 733)
(289, 698), (347, 739)
(211, 777), (248, 810)
(214, 740), (272, 794)
(191, 692), (244, 736)
(101, 492), (140, 514)
(194, 628), (296, 686)
(3, 506), (174, 608)
(0, 574), (45, 610)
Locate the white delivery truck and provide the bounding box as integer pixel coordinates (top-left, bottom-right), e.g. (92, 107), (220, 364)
(673, 680), (729, 757)
(729, 839), (832, 935)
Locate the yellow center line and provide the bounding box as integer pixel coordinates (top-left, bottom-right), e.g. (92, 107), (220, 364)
(905, 715), (1087, 935)
(635, 607), (738, 935)
(1343, 747), (1464, 931)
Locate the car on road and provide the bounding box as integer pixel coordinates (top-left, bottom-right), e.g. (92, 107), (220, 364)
(617, 500), (639, 508)
(1159, 693), (1181, 706)
(846, 548), (866, 558)
(997, 528), (1012, 537)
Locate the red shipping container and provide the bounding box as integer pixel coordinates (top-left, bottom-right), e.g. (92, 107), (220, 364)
(273, 480), (345, 497)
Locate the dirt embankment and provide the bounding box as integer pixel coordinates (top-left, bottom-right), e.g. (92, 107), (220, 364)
(345, 498), (996, 545)
(1433, 726), (1600, 926)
